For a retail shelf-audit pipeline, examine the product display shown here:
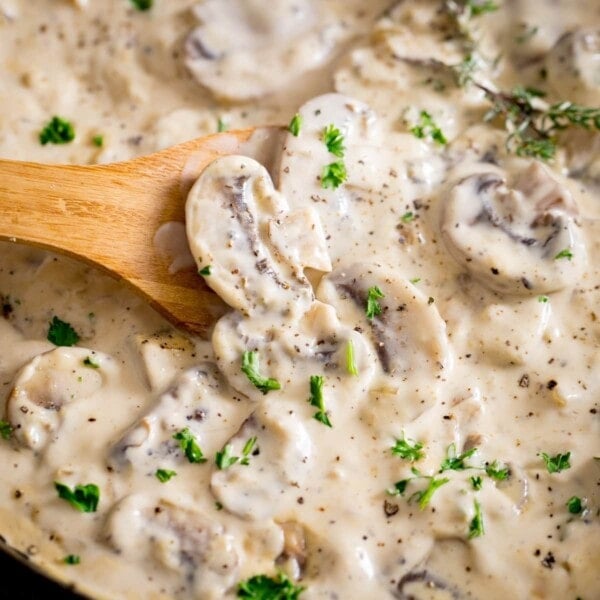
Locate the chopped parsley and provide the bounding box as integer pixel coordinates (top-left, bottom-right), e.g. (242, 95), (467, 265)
(540, 451), (571, 474)
(388, 468), (450, 509)
(217, 117), (228, 133)
(54, 482), (99, 513)
(470, 475), (483, 490)
(401, 211), (415, 223)
(47, 316), (80, 347)
(241, 351), (281, 394)
(365, 286), (385, 320)
(198, 265), (212, 276)
(468, 500), (485, 538)
(345, 339), (359, 376)
(566, 496), (583, 515)
(538, 295), (549, 303)
(63, 554), (80, 565)
(465, 0), (499, 17)
(155, 469), (177, 483)
(130, 0), (153, 10)
(410, 110), (447, 145)
(216, 436), (257, 470)
(308, 375), (331, 427)
(554, 248), (573, 261)
(411, 474), (450, 510)
(39, 116), (75, 145)
(0, 420), (13, 440)
(321, 160), (347, 189)
(237, 571), (305, 599)
(92, 134), (104, 148)
(484, 460), (509, 481)
(391, 434), (424, 462)
(322, 124), (345, 157)
(173, 428), (207, 464)
(288, 113), (303, 137)
(83, 356), (100, 369)
(440, 444), (477, 472)
(409, 277), (421, 284)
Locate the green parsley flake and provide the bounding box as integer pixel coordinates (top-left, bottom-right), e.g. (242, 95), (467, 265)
(409, 277), (421, 284)
(322, 124), (345, 157)
(241, 351), (281, 394)
(83, 356), (100, 369)
(237, 571), (305, 599)
(468, 500), (485, 538)
(321, 160), (347, 189)
(566, 496), (583, 515)
(288, 113), (303, 137)
(540, 451), (571, 474)
(155, 469), (177, 483)
(198, 265), (212, 277)
(216, 437), (257, 470)
(173, 428), (207, 464)
(466, 0), (499, 17)
(410, 110), (447, 145)
(484, 460), (510, 481)
(440, 444), (477, 472)
(0, 420), (13, 440)
(308, 375), (331, 427)
(401, 211), (415, 223)
(538, 295), (549, 303)
(411, 475), (450, 510)
(63, 554), (80, 565)
(217, 117), (228, 133)
(47, 316), (80, 347)
(366, 286), (385, 320)
(39, 116), (75, 145)
(470, 475), (483, 490)
(130, 0), (153, 10)
(92, 134), (104, 148)
(54, 482), (99, 512)
(554, 248), (573, 261)
(345, 339), (359, 376)
(391, 434), (424, 462)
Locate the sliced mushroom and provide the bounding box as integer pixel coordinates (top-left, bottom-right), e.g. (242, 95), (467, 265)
(210, 400), (312, 520)
(184, 0), (348, 101)
(317, 263), (452, 380)
(103, 494), (239, 598)
(545, 28), (600, 105)
(440, 161), (587, 295)
(186, 155), (322, 316)
(109, 365), (249, 472)
(5, 347), (116, 451)
(277, 93), (447, 268)
(211, 300), (376, 403)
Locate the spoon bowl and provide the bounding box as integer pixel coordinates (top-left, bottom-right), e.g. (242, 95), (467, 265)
(0, 127), (278, 335)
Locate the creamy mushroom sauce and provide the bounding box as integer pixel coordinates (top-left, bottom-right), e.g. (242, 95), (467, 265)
(0, 1), (599, 599)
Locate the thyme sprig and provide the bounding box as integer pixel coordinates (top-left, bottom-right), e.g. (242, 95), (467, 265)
(476, 83), (600, 159)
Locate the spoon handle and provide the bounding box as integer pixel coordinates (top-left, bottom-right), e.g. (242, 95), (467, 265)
(0, 131), (254, 333)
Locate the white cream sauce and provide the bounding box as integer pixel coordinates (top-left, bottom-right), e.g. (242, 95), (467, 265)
(0, 1), (599, 599)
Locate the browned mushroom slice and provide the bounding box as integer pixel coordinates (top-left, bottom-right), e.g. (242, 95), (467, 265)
(545, 28), (600, 106)
(5, 347), (116, 451)
(317, 263), (452, 379)
(441, 161), (586, 295)
(103, 494), (239, 597)
(210, 400), (312, 520)
(186, 155), (320, 316)
(109, 365), (249, 472)
(184, 0), (350, 101)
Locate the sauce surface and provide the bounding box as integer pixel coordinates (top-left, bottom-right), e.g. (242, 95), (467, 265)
(0, 1), (599, 599)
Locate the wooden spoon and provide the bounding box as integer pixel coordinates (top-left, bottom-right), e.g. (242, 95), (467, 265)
(0, 127), (279, 336)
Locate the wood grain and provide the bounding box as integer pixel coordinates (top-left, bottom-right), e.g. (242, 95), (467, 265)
(0, 129), (260, 335)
